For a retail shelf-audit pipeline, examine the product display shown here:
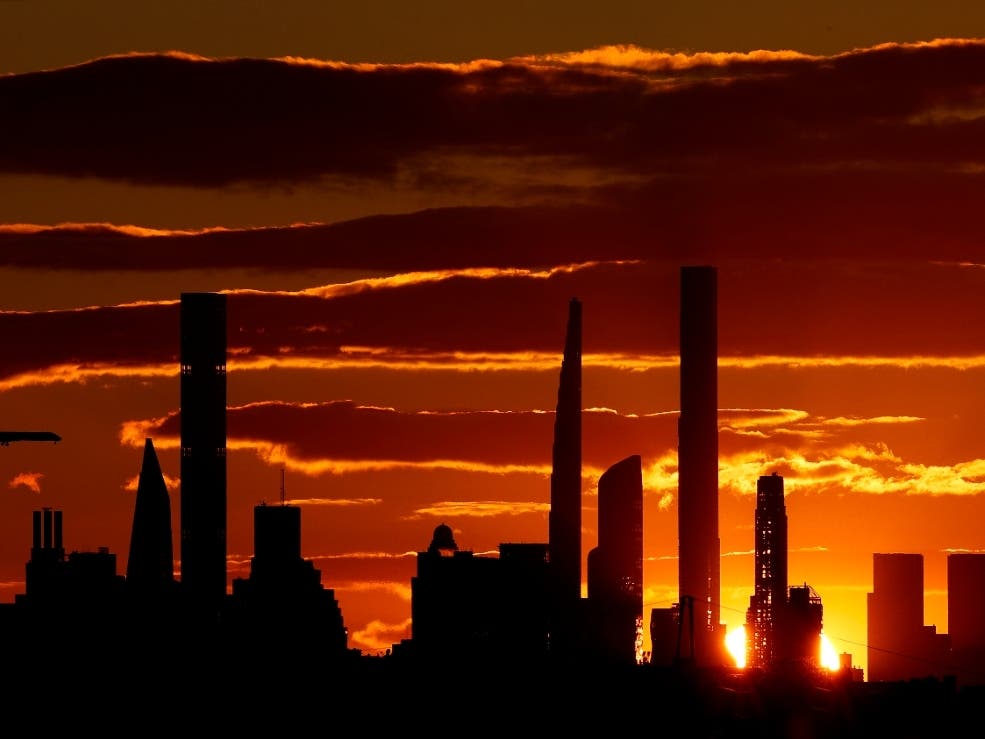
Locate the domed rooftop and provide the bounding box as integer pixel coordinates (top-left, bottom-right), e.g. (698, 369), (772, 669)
(428, 523), (458, 554)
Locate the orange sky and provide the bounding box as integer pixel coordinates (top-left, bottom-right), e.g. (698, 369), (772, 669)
(3, 9), (985, 677)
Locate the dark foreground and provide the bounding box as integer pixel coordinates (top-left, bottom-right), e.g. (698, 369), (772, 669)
(5, 644), (981, 738)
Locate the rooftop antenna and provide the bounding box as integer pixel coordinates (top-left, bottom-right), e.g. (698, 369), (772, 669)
(280, 467), (286, 506)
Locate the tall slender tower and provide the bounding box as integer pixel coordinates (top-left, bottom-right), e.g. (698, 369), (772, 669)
(677, 265), (723, 665)
(180, 292), (227, 614)
(745, 472), (787, 668)
(126, 437), (175, 590)
(549, 297), (582, 657)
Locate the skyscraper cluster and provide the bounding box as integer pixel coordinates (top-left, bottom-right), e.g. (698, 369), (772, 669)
(3, 269), (984, 701)
(407, 296), (644, 667)
(0, 292), (351, 668)
(867, 551), (985, 683)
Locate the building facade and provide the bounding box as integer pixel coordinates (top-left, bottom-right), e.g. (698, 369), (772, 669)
(678, 266), (725, 665)
(179, 292), (228, 615)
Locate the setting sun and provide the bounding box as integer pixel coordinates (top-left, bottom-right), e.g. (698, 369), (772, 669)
(726, 625), (746, 668)
(820, 633), (840, 671)
(725, 625), (840, 671)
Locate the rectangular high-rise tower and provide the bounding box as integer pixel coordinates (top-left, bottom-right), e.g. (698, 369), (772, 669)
(947, 552), (985, 685)
(677, 265), (723, 665)
(867, 553), (929, 681)
(948, 553), (985, 652)
(745, 472), (788, 668)
(180, 292), (227, 613)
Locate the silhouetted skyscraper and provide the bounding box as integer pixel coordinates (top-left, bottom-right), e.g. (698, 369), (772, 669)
(25, 508), (64, 601)
(678, 265), (724, 664)
(586, 454), (644, 665)
(777, 584), (823, 668)
(13, 509), (127, 658)
(947, 553), (985, 652)
(868, 553), (922, 683)
(409, 524), (549, 665)
(411, 524), (485, 662)
(867, 553), (948, 682)
(946, 552), (985, 685)
(180, 292), (227, 614)
(549, 297), (582, 658)
(126, 438), (175, 590)
(226, 500), (348, 660)
(746, 472), (788, 669)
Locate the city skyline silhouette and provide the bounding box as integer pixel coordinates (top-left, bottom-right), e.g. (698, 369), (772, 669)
(4, 14), (985, 721)
(4, 274), (984, 680)
(3, 208), (985, 678)
(2, 275), (984, 737)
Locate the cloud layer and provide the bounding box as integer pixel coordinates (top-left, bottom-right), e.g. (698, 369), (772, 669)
(4, 42), (985, 187)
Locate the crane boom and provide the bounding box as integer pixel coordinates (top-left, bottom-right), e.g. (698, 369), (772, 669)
(0, 431), (61, 446)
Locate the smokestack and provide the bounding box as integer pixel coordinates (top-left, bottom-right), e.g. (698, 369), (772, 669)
(677, 265), (723, 665)
(54, 510), (63, 551)
(32, 510), (41, 550)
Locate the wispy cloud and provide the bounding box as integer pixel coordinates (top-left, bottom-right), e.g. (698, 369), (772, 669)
(312, 552), (419, 561)
(283, 497), (383, 507)
(9, 349), (985, 394)
(122, 472), (179, 493)
(349, 617), (412, 653)
(116, 402), (985, 500)
(9, 471), (43, 494)
(408, 501), (551, 518)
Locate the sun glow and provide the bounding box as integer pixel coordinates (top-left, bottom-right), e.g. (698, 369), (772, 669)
(725, 626), (841, 672)
(820, 632), (840, 671)
(726, 625), (746, 668)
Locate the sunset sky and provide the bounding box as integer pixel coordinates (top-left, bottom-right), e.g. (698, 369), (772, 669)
(3, 3), (985, 676)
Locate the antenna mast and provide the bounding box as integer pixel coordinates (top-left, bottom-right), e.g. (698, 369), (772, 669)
(280, 467), (286, 505)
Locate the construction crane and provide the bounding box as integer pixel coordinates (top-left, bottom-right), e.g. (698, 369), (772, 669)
(0, 431), (61, 447)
